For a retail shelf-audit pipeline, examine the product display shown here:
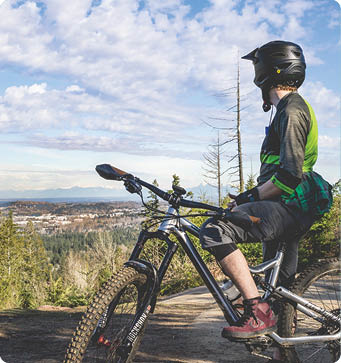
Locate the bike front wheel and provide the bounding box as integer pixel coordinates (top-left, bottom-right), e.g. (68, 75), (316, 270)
(278, 258), (340, 363)
(64, 266), (149, 363)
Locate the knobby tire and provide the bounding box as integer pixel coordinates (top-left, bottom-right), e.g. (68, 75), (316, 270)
(64, 266), (149, 363)
(278, 258), (340, 363)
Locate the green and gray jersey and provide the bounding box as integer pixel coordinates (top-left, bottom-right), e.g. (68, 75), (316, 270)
(258, 92), (317, 194)
(258, 92), (332, 216)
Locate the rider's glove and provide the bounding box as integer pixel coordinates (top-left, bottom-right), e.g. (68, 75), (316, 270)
(234, 187), (260, 205)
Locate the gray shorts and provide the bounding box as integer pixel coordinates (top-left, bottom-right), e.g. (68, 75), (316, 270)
(199, 200), (315, 286)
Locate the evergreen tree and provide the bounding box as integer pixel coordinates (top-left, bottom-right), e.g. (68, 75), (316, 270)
(0, 212), (22, 307)
(20, 221), (50, 307)
(145, 179), (160, 213)
(169, 174), (193, 199)
(172, 174), (180, 187)
(0, 214), (50, 308)
(141, 179), (160, 229)
(245, 173), (257, 190)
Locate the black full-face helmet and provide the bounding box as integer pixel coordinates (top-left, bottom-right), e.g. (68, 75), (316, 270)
(242, 40), (306, 111)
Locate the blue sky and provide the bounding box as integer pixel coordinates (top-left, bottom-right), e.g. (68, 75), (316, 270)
(0, 0), (340, 194)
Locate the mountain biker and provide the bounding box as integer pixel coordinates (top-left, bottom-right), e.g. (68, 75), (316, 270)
(199, 41), (333, 351)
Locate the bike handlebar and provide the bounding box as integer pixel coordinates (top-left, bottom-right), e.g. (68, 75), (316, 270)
(96, 163), (220, 211)
(137, 177), (221, 212)
(95, 164), (261, 226)
(136, 178), (172, 203)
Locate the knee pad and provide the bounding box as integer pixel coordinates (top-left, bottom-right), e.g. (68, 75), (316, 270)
(208, 243), (238, 261)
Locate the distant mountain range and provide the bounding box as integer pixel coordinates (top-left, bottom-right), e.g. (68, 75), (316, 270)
(0, 186), (133, 203)
(0, 184), (233, 204)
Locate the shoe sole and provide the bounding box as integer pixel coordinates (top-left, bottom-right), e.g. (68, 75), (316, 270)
(221, 325), (276, 339)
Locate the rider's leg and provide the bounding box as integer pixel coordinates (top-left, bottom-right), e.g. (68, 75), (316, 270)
(219, 249), (259, 299)
(218, 249), (278, 339)
(200, 214), (278, 338)
(200, 200), (300, 298)
(200, 200), (308, 339)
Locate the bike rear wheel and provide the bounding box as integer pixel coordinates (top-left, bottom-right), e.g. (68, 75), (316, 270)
(64, 267), (149, 363)
(278, 258), (340, 363)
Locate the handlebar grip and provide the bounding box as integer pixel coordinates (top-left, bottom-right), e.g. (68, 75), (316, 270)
(96, 164), (130, 181)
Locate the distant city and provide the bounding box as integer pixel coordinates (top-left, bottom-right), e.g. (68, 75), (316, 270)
(1, 200), (144, 235)
(0, 184), (234, 235)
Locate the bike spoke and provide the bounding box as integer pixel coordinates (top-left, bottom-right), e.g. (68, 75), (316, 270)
(301, 344), (329, 362)
(294, 271), (340, 362)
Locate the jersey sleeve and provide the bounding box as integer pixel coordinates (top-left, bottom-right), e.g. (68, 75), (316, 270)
(270, 106), (310, 195)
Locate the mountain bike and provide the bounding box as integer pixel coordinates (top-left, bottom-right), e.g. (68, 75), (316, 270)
(64, 164), (340, 363)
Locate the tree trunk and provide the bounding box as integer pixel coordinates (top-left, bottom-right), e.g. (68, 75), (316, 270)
(237, 59), (244, 192)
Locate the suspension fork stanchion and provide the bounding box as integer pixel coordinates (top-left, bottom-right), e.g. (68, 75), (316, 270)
(129, 229), (179, 283)
(129, 230), (154, 261)
(129, 214), (180, 313)
(158, 238), (178, 282)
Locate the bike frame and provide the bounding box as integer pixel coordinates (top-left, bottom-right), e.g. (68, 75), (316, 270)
(128, 205), (341, 348)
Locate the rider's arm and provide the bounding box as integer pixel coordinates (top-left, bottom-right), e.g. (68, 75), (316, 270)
(229, 179), (282, 207)
(257, 179), (282, 200)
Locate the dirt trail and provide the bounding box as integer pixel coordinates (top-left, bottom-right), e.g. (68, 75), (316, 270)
(136, 286), (269, 363)
(0, 286), (272, 363)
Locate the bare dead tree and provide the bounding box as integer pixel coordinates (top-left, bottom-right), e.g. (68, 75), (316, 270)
(203, 54), (246, 192)
(202, 131), (229, 206)
(236, 59), (244, 192)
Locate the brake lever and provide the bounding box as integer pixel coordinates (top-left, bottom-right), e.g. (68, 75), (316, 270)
(124, 177), (142, 194)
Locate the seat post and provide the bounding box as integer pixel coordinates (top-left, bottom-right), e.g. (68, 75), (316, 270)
(277, 240), (286, 254)
(263, 242), (286, 297)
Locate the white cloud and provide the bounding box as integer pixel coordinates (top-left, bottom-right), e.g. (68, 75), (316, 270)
(300, 81), (340, 128)
(318, 135), (340, 149)
(282, 0), (315, 17)
(0, 0), (325, 96)
(24, 132), (201, 158)
(0, 168), (99, 190)
(66, 85), (85, 93)
(281, 16), (307, 40)
(0, 82), (214, 163)
(0, 0), (339, 189)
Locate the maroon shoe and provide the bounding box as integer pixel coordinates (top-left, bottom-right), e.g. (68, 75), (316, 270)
(222, 297), (277, 339)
